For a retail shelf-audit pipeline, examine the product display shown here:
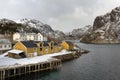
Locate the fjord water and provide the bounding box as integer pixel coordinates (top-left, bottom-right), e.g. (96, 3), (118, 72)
(8, 42), (120, 80)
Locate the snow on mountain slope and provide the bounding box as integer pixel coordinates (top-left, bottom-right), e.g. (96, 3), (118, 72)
(0, 18), (66, 40)
(80, 6), (120, 43)
(72, 25), (92, 38)
(16, 18), (54, 34)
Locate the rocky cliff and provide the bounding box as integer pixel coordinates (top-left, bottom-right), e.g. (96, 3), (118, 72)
(80, 7), (120, 43)
(72, 25), (92, 39)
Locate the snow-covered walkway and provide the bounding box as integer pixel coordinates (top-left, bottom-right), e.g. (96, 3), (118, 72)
(0, 50), (71, 68)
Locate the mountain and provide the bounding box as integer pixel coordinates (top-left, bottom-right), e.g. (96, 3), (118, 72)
(16, 18), (54, 34)
(54, 30), (65, 38)
(80, 7), (120, 43)
(0, 18), (65, 40)
(0, 18), (23, 34)
(17, 18), (65, 39)
(72, 25), (92, 39)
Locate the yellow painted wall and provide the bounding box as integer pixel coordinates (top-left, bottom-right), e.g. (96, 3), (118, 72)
(27, 48), (35, 53)
(69, 44), (74, 50)
(37, 46), (60, 55)
(42, 47), (46, 54)
(14, 41), (63, 57)
(13, 42), (27, 54)
(47, 46), (51, 54)
(61, 41), (74, 50)
(37, 47), (46, 55)
(13, 42), (36, 57)
(61, 42), (68, 50)
(53, 46), (61, 53)
(36, 42), (62, 54)
(48, 46), (61, 53)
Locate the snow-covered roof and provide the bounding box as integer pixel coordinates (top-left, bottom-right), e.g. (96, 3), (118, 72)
(8, 49), (23, 54)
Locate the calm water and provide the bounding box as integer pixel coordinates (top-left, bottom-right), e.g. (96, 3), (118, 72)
(8, 42), (120, 80)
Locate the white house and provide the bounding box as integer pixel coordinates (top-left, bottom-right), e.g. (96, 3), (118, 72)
(13, 32), (47, 41)
(0, 39), (12, 52)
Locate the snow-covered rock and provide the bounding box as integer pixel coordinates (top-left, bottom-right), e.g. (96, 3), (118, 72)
(54, 30), (65, 38)
(72, 25), (92, 39)
(80, 6), (120, 43)
(16, 18), (54, 34)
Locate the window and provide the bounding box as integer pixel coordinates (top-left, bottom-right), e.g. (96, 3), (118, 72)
(51, 47), (53, 50)
(4, 45), (7, 48)
(34, 36), (38, 41)
(40, 48), (42, 51)
(51, 43), (53, 46)
(0, 45), (2, 48)
(9, 45), (11, 48)
(40, 44), (42, 47)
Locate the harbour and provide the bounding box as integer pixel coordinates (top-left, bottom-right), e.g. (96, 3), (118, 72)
(0, 49), (84, 80)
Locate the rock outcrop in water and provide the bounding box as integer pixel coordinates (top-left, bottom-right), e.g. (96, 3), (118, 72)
(80, 7), (120, 43)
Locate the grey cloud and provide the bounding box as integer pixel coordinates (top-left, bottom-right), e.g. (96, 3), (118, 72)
(0, 0), (119, 32)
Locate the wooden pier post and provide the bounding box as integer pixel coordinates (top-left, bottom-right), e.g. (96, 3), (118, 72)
(3, 70), (5, 80)
(0, 70), (2, 80)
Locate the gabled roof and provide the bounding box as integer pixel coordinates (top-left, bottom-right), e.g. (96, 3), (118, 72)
(8, 49), (23, 54)
(54, 42), (59, 46)
(21, 41), (37, 48)
(20, 41), (59, 48)
(65, 41), (73, 45)
(43, 41), (49, 46)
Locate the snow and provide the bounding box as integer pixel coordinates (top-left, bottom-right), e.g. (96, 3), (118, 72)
(7, 18), (64, 40)
(72, 25), (92, 36)
(8, 49), (23, 54)
(0, 50), (71, 68)
(95, 29), (104, 33)
(100, 36), (105, 39)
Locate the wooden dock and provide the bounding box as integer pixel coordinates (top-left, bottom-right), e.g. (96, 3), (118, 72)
(0, 50), (88, 80)
(0, 58), (61, 80)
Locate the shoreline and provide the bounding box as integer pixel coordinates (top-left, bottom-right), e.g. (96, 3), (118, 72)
(80, 41), (120, 45)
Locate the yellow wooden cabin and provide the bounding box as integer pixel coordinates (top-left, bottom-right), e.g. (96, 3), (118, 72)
(35, 41), (50, 55)
(61, 41), (74, 50)
(49, 41), (61, 53)
(13, 41), (61, 57)
(13, 41), (37, 57)
(36, 41), (61, 55)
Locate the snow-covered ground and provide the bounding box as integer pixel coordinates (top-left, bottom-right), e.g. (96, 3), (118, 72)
(0, 50), (71, 68)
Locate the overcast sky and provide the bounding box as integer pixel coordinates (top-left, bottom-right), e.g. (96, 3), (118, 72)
(0, 0), (120, 32)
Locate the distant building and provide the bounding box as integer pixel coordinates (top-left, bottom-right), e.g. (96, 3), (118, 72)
(0, 34), (4, 38)
(13, 32), (47, 41)
(13, 41), (61, 57)
(0, 39), (12, 53)
(61, 41), (74, 50)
